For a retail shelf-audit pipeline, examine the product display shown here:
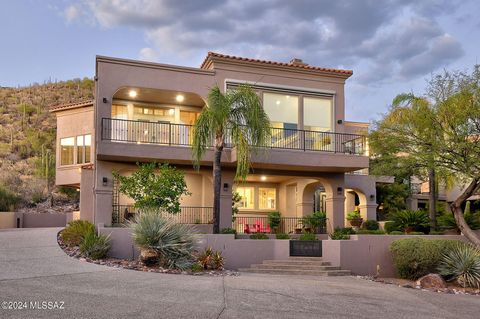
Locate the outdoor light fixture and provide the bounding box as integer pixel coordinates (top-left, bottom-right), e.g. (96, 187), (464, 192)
(276, 100), (280, 105)
(223, 183), (229, 192)
(168, 109), (175, 115)
(176, 94), (184, 102)
(337, 186), (343, 195)
(102, 97), (108, 103)
(370, 194), (375, 201)
(102, 177), (108, 186)
(337, 119), (343, 124)
(260, 175), (267, 181)
(128, 90), (137, 98)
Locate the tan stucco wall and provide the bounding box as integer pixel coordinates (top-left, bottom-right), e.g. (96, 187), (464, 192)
(0, 212), (16, 229)
(55, 106), (94, 186)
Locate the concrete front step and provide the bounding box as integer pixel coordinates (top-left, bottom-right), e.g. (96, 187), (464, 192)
(288, 257), (325, 261)
(262, 260), (331, 266)
(250, 264), (341, 271)
(239, 268), (351, 276)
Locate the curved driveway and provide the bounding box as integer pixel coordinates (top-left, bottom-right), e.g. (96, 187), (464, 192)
(0, 228), (479, 319)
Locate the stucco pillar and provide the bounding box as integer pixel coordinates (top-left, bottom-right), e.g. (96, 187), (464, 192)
(80, 167), (94, 222)
(359, 203), (377, 221)
(94, 160), (114, 226)
(325, 195), (346, 233)
(297, 201), (314, 217)
(219, 171), (234, 230)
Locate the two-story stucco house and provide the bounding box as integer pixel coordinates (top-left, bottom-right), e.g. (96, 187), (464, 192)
(51, 52), (378, 233)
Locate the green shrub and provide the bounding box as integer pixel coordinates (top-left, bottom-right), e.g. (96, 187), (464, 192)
(346, 210), (362, 220)
(356, 229), (386, 235)
(299, 233), (317, 241)
(130, 210), (197, 270)
(392, 210), (430, 233)
(330, 227), (351, 240)
(362, 220), (379, 230)
(389, 231), (404, 235)
(220, 227), (237, 235)
(191, 263), (204, 272)
(438, 212), (480, 231)
(429, 230), (445, 235)
(79, 229), (111, 260)
(390, 238), (459, 280)
(301, 211), (327, 232)
(438, 243), (480, 288)
(275, 233), (290, 240)
(267, 211), (281, 232)
(249, 233), (269, 240)
(384, 221), (400, 233)
(196, 247), (225, 270)
(61, 220), (95, 247)
(0, 185), (20, 211)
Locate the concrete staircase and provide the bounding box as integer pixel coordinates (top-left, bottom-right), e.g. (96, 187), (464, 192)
(239, 257), (351, 276)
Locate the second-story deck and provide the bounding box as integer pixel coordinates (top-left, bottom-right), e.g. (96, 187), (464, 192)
(101, 118), (366, 154)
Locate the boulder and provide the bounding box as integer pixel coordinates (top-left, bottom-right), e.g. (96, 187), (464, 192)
(416, 273), (447, 289)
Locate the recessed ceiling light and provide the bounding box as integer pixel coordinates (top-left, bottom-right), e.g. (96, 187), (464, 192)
(168, 109), (175, 115)
(128, 90), (137, 98)
(260, 175), (267, 181)
(176, 94), (184, 102)
(276, 100), (280, 105)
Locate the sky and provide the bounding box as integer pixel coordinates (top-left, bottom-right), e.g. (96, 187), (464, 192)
(0, 0), (479, 123)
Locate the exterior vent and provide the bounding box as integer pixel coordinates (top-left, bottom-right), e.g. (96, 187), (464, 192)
(289, 58), (308, 66)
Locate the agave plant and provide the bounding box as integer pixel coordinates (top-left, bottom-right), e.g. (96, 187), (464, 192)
(80, 229), (111, 260)
(129, 209), (198, 270)
(392, 210), (430, 233)
(196, 247), (225, 270)
(438, 243), (480, 288)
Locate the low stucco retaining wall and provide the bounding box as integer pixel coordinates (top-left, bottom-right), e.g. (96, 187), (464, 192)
(0, 212), (16, 229)
(22, 213), (68, 228)
(322, 234), (467, 277)
(98, 226), (289, 270)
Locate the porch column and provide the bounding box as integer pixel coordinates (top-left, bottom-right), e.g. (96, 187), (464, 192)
(80, 167), (95, 222)
(219, 171), (234, 230)
(325, 195), (346, 233)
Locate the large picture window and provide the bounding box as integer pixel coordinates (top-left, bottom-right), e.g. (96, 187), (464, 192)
(263, 93), (298, 129)
(60, 137), (75, 165)
(259, 188), (276, 210)
(76, 134), (91, 164)
(304, 97), (333, 132)
(236, 187), (255, 209)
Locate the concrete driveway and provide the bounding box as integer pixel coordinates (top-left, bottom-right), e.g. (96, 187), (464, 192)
(0, 228), (478, 319)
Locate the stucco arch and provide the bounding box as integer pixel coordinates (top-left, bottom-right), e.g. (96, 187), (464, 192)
(344, 174), (378, 222)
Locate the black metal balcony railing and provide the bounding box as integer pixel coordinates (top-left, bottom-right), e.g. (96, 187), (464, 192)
(233, 216), (326, 234)
(112, 205), (214, 225)
(102, 118), (366, 155)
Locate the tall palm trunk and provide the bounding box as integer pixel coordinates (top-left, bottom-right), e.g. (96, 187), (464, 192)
(428, 168), (437, 229)
(212, 138), (224, 234)
(450, 178), (480, 247)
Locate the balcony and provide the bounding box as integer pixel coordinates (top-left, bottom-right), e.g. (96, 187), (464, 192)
(101, 118), (367, 155)
(112, 205), (214, 225)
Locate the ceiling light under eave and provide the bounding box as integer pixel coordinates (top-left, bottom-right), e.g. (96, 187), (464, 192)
(128, 90), (137, 98)
(176, 94), (184, 102)
(260, 175), (267, 181)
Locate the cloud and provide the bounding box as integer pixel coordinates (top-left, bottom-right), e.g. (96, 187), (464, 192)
(64, 5), (82, 23)
(65, 0), (466, 85)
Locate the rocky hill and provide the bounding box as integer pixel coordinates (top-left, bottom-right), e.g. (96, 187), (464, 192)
(0, 78), (94, 211)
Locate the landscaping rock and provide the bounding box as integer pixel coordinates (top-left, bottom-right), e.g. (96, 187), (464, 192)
(416, 274), (447, 289)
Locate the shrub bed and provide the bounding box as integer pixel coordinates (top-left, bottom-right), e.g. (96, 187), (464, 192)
(390, 238), (460, 280)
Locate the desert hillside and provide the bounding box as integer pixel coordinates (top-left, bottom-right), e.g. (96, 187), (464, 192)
(0, 78), (94, 211)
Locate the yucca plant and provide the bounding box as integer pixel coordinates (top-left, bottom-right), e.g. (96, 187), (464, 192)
(392, 210), (430, 233)
(438, 243), (480, 288)
(61, 220), (95, 247)
(129, 209), (198, 270)
(80, 229), (111, 260)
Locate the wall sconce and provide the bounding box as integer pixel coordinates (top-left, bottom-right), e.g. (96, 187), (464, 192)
(337, 187), (343, 195)
(102, 97), (108, 103)
(223, 183), (229, 192)
(102, 177), (108, 186)
(337, 119), (343, 124)
(370, 194), (375, 201)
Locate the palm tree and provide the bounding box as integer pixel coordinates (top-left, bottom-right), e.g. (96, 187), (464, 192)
(192, 85), (271, 233)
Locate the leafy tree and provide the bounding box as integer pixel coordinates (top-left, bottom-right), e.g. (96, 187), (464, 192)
(371, 65), (480, 246)
(376, 182), (410, 220)
(192, 85), (271, 233)
(113, 163), (190, 214)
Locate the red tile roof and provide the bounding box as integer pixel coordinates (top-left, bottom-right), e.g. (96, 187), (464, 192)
(200, 52), (353, 75)
(49, 100), (93, 112)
